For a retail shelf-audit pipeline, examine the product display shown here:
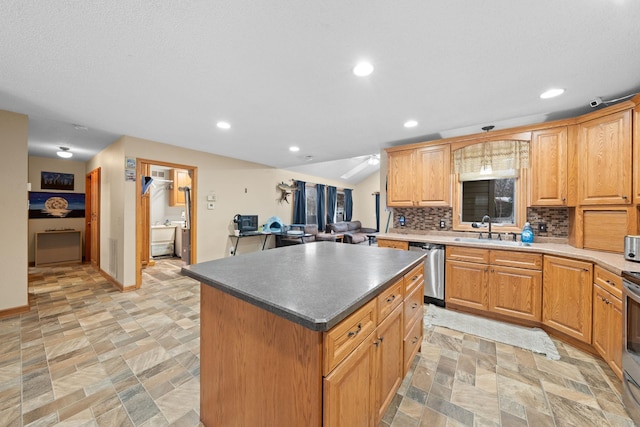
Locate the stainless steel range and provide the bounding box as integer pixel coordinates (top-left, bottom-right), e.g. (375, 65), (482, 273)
(622, 270), (640, 424)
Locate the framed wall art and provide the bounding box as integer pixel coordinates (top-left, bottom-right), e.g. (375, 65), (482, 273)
(28, 192), (85, 219)
(41, 171), (75, 191)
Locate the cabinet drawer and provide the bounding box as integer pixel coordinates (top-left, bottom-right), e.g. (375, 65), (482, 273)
(403, 315), (423, 375)
(323, 299), (377, 375)
(594, 265), (622, 299)
(378, 239), (409, 250)
(490, 250), (542, 270)
(446, 246), (489, 264)
(404, 263), (424, 295)
(377, 279), (404, 323)
(403, 285), (423, 331)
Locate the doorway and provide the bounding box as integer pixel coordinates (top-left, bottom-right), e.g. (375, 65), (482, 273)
(85, 167), (100, 268)
(135, 159), (197, 288)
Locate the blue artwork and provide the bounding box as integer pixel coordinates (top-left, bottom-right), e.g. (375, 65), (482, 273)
(28, 192), (85, 219)
(41, 171), (74, 191)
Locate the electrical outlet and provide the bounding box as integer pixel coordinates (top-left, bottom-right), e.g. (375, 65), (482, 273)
(439, 220), (446, 229)
(538, 222), (547, 232)
(207, 202), (215, 210)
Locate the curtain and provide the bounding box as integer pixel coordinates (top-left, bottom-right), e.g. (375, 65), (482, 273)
(344, 189), (353, 221)
(316, 184), (326, 232)
(327, 186), (337, 225)
(453, 140), (529, 181)
(375, 193), (380, 231)
(293, 180), (306, 224)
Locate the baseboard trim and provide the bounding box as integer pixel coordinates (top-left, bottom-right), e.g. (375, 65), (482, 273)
(98, 269), (134, 292)
(0, 304), (30, 319)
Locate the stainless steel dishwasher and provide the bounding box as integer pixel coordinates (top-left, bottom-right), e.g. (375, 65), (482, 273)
(409, 243), (445, 306)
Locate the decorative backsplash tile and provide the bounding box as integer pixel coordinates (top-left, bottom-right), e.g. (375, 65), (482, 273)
(390, 206), (569, 237)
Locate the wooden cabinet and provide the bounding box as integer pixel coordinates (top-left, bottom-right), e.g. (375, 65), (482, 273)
(634, 107), (640, 203)
(542, 255), (593, 343)
(35, 230), (82, 266)
(324, 264), (423, 427)
(169, 168), (191, 206)
(415, 144), (451, 207)
(530, 127), (568, 206)
(377, 238), (409, 250)
(387, 149), (415, 207)
(577, 110), (632, 205)
(592, 266), (623, 379)
(446, 247), (542, 321)
(386, 144), (451, 207)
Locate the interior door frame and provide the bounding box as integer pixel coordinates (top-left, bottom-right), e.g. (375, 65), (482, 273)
(135, 158), (198, 288)
(85, 167), (101, 268)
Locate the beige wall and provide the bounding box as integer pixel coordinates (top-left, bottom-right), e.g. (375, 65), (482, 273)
(88, 135), (352, 288)
(0, 110), (29, 312)
(28, 157), (87, 263)
(352, 170), (380, 230)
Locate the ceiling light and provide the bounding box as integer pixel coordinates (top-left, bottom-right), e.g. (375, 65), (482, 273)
(56, 147), (73, 158)
(367, 155), (380, 166)
(404, 120), (418, 128)
(289, 146), (300, 152)
(540, 88), (565, 99)
(353, 62), (374, 77)
(216, 121), (231, 129)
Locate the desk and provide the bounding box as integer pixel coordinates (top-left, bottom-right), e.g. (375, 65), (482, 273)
(35, 230), (82, 266)
(230, 233), (270, 256)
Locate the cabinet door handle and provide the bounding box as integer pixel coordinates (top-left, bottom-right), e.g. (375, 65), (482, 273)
(373, 339), (380, 347)
(347, 323), (362, 337)
(562, 197), (566, 203)
(412, 303), (419, 309)
(386, 295), (396, 304)
(411, 336), (420, 344)
(378, 336), (384, 342)
(623, 195), (628, 200)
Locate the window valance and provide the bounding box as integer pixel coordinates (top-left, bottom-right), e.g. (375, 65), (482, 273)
(452, 140), (529, 181)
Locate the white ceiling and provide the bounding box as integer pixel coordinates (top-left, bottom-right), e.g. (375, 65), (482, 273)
(2, 1), (639, 184)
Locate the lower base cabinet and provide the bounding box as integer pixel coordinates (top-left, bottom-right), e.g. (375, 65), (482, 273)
(593, 283), (623, 379)
(324, 304), (403, 427)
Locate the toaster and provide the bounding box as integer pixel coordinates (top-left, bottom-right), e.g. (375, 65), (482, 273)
(625, 235), (640, 262)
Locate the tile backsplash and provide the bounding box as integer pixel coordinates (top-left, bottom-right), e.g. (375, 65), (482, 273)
(391, 206), (569, 237)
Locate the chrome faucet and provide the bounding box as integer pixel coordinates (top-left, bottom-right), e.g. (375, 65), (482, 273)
(481, 215), (493, 239)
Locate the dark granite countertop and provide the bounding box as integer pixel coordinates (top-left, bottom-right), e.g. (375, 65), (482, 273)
(181, 242), (426, 331)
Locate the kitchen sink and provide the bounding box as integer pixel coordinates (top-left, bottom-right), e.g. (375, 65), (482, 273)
(453, 237), (530, 247)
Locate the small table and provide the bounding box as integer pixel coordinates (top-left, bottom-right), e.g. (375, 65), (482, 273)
(230, 232), (270, 256)
(366, 233), (378, 246)
(272, 232), (312, 247)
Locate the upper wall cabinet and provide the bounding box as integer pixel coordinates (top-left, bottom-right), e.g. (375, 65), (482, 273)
(577, 110), (632, 205)
(530, 127), (569, 207)
(386, 145), (450, 207)
(169, 169), (191, 207)
(634, 107), (640, 204)
(414, 145), (451, 207)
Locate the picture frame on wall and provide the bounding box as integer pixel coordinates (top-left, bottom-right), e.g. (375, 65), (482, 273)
(28, 192), (85, 219)
(41, 171), (74, 191)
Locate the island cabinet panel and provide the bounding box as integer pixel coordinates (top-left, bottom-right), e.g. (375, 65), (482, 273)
(374, 305), (404, 424)
(323, 334), (376, 427)
(542, 255), (593, 343)
(489, 265), (542, 322)
(404, 263), (425, 296)
(403, 315), (423, 375)
(200, 284), (323, 427)
(377, 279), (403, 321)
(377, 238), (409, 250)
(387, 149), (415, 207)
(577, 109), (632, 205)
(593, 283), (623, 379)
(530, 126), (569, 206)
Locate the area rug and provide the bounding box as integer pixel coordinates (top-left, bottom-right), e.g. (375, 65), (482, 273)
(424, 304), (560, 360)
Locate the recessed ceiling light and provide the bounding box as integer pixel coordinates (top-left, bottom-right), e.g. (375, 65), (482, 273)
(540, 88), (565, 99)
(289, 146), (300, 152)
(404, 120), (418, 128)
(56, 146), (73, 158)
(216, 121), (231, 129)
(353, 61), (374, 77)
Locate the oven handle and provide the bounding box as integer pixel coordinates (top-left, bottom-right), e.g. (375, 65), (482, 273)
(624, 280), (640, 302)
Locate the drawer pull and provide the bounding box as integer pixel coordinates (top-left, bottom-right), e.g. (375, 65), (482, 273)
(412, 303), (419, 309)
(386, 295), (396, 304)
(347, 323), (362, 338)
(411, 336), (420, 344)
(411, 275), (419, 281)
(373, 339), (380, 347)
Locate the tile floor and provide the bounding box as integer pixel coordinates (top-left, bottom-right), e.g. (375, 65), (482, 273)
(0, 259), (635, 426)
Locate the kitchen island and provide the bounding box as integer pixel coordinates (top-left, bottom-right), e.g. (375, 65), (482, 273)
(182, 242), (426, 427)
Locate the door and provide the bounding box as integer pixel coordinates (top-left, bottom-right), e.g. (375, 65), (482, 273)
(445, 259), (489, 310)
(530, 127), (568, 206)
(415, 144), (451, 207)
(85, 167), (100, 268)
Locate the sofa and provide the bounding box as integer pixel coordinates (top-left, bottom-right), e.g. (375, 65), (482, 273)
(325, 221), (378, 244)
